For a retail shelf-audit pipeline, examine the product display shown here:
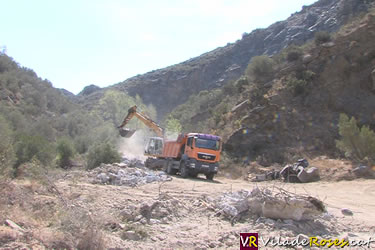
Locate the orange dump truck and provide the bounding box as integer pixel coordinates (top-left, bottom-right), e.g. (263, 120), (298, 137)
(156, 133), (222, 180)
(118, 106), (222, 180)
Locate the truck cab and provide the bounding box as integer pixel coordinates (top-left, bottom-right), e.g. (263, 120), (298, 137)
(182, 133), (221, 179)
(161, 133), (222, 180)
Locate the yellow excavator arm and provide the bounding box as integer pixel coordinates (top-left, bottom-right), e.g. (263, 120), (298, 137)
(118, 106), (164, 138)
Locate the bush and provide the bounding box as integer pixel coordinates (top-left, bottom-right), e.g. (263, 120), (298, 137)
(286, 46), (303, 62)
(87, 143), (121, 170)
(14, 133), (54, 170)
(234, 77), (249, 92)
(56, 138), (75, 169)
(246, 55), (275, 81)
(286, 76), (307, 96)
(314, 31), (331, 45)
(286, 70), (315, 96)
(0, 115), (15, 177)
(223, 81), (237, 95)
(74, 136), (91, 154)
(336, 114), (375, 163)
(165, 116), (182, 136)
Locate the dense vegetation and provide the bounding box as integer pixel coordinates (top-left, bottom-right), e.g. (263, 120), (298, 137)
(0, 53), (155, 177)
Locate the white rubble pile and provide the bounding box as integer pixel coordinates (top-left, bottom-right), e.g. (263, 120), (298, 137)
(91, 161), (172, 187)
(213, 187), (325, 221)
(120, 194), (187, 225)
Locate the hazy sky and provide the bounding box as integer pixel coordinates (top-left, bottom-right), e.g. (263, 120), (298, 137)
(1, 0), (317, 94)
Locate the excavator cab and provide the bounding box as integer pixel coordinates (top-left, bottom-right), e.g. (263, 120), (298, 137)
(119, 128), (137, 138)
(144, 137), (164, 156)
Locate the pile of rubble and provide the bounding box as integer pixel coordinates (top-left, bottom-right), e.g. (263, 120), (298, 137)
(253, 159), (320, 183)
(211, 187), (325, 221)
(90, 160), (172, 187)
(120, 193), (188, 226)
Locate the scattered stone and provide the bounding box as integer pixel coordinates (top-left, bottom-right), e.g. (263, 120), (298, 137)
(134, 215), (143, 222)
(5, 220), (25, 233)
(150, 219), (160, 225)
(264, 218), (275, 226)
(283, 219), (294, 225)
(91, 161), (172, 187)
(303, 54), (313, 64)
(341, 208), (353, 216)
(212, 187), (325, 221)
(208, 242), (217, 248)
(157, 235), (166, 241)
(297, 167), (320, 183)
(231, 100), (249, 113)
(322, 41), (335, 48)
(352, 165), (374, 178)
(122, 231), (141, 241)
(226, 240), (234, 247)
(96, 173), (109, 184)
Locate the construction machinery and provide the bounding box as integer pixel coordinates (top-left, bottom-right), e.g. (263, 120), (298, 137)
(118, 106), (222, 180)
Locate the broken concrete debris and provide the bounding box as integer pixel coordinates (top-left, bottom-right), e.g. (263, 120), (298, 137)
(254, 159), (320, 183)
(212, 187), (325, 221)
(91, 158), (172, 187)
(341, 208), (354, 216)
(352, 165), (375, 178)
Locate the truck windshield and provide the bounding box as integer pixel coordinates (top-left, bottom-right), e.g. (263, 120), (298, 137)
(195, 138), (220, 151)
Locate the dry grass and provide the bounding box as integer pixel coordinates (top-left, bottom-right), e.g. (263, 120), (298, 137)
(77, 226), (105, 250)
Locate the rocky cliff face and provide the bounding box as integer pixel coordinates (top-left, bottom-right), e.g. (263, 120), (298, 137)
(223, 11), (375, 164)
(112, 0), (372, 119)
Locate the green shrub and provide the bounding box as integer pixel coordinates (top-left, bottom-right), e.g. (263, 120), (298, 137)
(223, 81), (237, 95)
(14, 133), (54, 170)
(56, 138), (75, 169)
(0, 115), (15, 177)
(246, 55), (275, 81)
(74, 136), (91, 154)
(286, 46), (303, 62)
(286, 76), (307, 96)
(336, 114), (375, 163)
(87, 143), (121, 170)
(314, 31), (331, 45)
(234, 77), (249, 92)
(286, 70), (315, 96)
(165, 116), (182, 135)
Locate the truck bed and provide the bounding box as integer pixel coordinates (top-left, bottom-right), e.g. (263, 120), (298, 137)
(162, 141), (182, 158)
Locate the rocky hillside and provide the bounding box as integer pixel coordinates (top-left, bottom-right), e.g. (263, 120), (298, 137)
(109, 0), (372, 120)
(221, 10), (375, 164)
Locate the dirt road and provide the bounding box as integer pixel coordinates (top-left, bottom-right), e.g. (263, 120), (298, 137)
(55, 174), (375, 249)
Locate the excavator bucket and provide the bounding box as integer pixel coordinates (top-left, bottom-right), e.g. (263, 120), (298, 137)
(119, 128), (136, 138)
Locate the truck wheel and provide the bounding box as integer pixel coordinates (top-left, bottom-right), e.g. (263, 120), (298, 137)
(205, 173), (214, 180)
(145, 158), (150, 169)
(180, 162), (189, 178)
(166, 161), (177, 175)
(190, 172), (198, 178)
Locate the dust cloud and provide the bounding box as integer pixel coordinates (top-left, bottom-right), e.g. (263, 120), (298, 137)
(118, 130), (181, 161)
(118, 129), (149, 162)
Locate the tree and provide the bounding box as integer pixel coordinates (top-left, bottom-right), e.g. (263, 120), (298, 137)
(165, 116), (182, 137)
(56, 138), (75, 169)
(336, 114), (375, 163)
(87, 143), (121, 170)
(14, 133), (54, 168)
(246, 55), (275, 82)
